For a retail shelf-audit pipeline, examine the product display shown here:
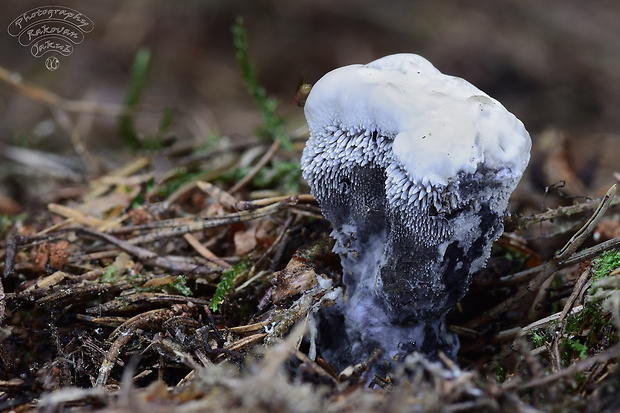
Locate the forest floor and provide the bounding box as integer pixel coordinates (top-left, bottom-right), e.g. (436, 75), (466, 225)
(2, 3), (620, 411)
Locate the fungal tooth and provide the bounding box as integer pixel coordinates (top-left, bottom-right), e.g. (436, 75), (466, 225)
(353, 147), (364, 160)
(401, 181), (411, 194)
(393, 175), (404, 187)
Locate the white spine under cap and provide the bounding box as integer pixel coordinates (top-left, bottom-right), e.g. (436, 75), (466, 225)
(304, 53), (531, 188)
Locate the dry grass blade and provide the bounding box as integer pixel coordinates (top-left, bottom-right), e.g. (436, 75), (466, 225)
(0, 65), (132, 116)
(37, 388), (108, 412)
(196, 180), (239, 209)
(516, 191), (620, 230)
(48, 203), (108, 228)
(224, 320), (271, 334)
(0, 279), (4, 325)
(108, 308), (176, 341)
(224, 333), (268, 353)
(122, 199), (292, 244)
(501, 234), (620, 284)
(85, 157), (151, 201)
(96, 306), (189, 387)
(95, 326), (140, 387)
(229, 138), (280, 194)
(76, 227), (157, 260)
(184, 233), (231, 267)
(504, 343), (620, 391)
(85, 293), (208, 314)
(77, 315), (128, 327)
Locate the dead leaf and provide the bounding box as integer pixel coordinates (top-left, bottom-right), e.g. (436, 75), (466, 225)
(34, 240), (71, 273)
(142, 275), (177, 288)
(262, 255), (319, 308)
(0, 193), (19, 214)
(234, 222), (257, 255)
(595, 219), (620, 241)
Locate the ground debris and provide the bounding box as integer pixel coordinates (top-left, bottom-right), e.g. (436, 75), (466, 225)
(0, 143), (619, 412)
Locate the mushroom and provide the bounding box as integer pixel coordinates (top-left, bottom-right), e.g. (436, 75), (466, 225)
(301, 54), (531, 373)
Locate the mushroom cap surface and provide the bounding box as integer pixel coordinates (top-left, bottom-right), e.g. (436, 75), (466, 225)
(304, 53), (531, 188)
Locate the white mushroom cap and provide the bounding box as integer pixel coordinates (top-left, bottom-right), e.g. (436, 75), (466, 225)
(304, 53), (531, 188)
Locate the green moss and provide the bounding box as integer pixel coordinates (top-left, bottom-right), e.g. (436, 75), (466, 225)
(194, 131), (222, 155)
(561, 337), (589, 365)
(101, 265), (119, 283)
(210, 259), (249, 312)
(171, 275), (193, 297)
(115, 296), (131, 310)
(162, 168), (204, 195)
(592, 249), (620, 280)
(0, 213), (27, 237)
(560, 302), (616, 367)
(574, 371), (587, 388)
(134, 275), (193, 297)
(529, 330), (547, 348)
(495, 363), (507, 383)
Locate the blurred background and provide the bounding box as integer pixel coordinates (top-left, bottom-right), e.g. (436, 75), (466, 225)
(1, 0), (619, 210)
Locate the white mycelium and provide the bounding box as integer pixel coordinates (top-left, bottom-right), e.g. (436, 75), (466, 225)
(302, 54), (531, 374)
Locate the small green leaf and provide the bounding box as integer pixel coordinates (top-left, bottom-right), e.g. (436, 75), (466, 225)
(172, 275), (193, 297)
(158, 108), (174, 133)
(232, 17), (292, 151)
(119, 48), (151, 149)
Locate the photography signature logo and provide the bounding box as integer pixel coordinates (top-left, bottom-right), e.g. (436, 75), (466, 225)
(7, 6), (94, 71)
